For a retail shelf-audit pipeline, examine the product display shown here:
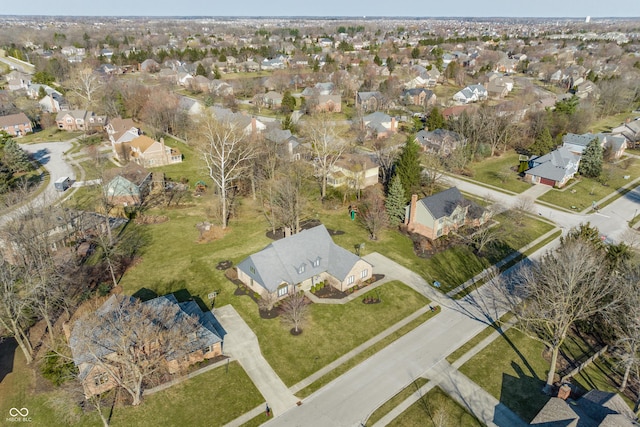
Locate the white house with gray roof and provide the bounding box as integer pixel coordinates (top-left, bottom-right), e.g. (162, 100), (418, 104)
(236, 225), (373, 299)
(562, 132), (627, 159)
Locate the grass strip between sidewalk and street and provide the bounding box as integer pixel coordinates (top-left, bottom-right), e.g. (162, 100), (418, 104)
(295, 308), (440, 399)
(365, 378), (429, 426)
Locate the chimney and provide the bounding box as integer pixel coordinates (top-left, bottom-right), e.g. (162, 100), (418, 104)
(391, 116), (397, 132)
(557, 383), (571, 400)
(406, 194), (418, 226)
(251, 117), (257, 134)
(161, 137), (168, 164)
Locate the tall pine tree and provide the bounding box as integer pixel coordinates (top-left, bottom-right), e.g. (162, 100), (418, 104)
(385, 174), (406, 226)
(394, 137), (422, 200)
(579, 137), (603, 178)
(3, 139), (33, 173)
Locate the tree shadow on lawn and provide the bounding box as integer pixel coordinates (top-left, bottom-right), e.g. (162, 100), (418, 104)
(132, 285), (210, 312)
(499, 362), (549, 423)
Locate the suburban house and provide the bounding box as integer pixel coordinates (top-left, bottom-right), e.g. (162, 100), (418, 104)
(56, 110), (106, 132)
(356, 91), (384, 112)
(404, 187), (489, 240)
(128, 135), (183, 168)
(262, 91), (283, 109)
(39, 93), (68, 113)
(452, 84), (488, 104)
(415, 129), (464, 156)
(178, 96), (205, 116)
(0, 112), (32, 137)
(208, 106), (266, 136)
(103, 163), (152, 206)
(401, 88), (436, 108)
(236, 224), (373, 299)
(105, 117), (141, 160)
(562, 132), (627, 159)
(530, 389), (636, 427)
(67, 293), (225, 397)
(524, 146), (581, 188)
(612, 119), (640, 148)
(5, 70), (31, 91)
(327, 153), (379, 190)
(362, 112), (398, 139)
(263, 126), (303, 161)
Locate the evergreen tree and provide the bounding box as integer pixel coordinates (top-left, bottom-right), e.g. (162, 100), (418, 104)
(213, 66), (221, 80)
(281, 91), (296, 114)
(196, 63), (207, 76)
(425, 106), (445, 131)
(373, 54), (382, 66)
(385, 174), (406, 226)
(3, 139), (33, 173)
(394, 137), (422, 200)
(528, 127), (555, 156)
(0, 161), (12, 193)
(579, 137), (603, 178)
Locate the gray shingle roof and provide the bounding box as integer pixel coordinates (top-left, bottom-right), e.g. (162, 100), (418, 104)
(527, 146), (581, 182)
(237, 225), (365, 292)
(418, 187), (464, 220)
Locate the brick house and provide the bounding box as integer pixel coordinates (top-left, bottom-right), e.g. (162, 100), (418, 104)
(56, 110), (106, 132)
(67, 294), (224, 397)
(0, 112), (32, 137)
(128, 136), (183, 168)
(236, 224), (373, 300)
(404, 187), (489, 240)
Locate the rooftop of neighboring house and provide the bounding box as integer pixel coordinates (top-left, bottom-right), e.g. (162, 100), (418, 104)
(0, 112), (30, 127)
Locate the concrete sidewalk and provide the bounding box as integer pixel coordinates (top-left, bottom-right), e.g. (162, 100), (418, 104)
(214, 305), (298, 417)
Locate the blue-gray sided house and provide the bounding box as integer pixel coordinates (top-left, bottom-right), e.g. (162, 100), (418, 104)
(236, 225), (373, 299)
(524, 146), (581, 188)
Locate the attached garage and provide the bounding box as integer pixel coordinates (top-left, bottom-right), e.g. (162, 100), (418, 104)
(539, 177), (556, 187)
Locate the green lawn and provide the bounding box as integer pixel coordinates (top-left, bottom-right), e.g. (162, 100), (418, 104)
(0, 348), (263, 427)
(465, 151), (532, 194)
(366, 378), (429, 425)
(590, 112), (639, 133)
(458, 328), (551, 422)
(388, 386), (483, 427)
(18, 128), (83, 144)
(538, 158), (640, 211)
(296, 308), (438, 398)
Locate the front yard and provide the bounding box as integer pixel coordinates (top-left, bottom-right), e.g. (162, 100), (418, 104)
(458, 327), (635, 423)
(538, 157), (640, 211)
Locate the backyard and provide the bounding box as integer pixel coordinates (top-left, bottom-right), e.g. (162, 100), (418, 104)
(464, 151), (532, 194)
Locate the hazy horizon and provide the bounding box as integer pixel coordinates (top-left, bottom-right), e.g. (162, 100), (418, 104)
(1, 0), (639, 19)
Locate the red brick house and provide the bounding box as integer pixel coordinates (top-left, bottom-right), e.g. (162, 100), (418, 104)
(0, 112), (32, 137)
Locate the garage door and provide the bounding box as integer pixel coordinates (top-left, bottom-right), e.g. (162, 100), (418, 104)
(540, 177), (555, 187)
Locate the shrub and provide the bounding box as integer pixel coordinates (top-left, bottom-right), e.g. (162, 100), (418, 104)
(40, 351), (78, 386)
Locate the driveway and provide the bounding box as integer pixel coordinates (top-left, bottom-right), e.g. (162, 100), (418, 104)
(214, 305), (298, 417)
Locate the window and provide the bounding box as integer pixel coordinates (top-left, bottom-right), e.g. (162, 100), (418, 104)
(94, 372), (109, 387)
(347, 275), (355, 285)
(361, 269), (368, 279)
(297, 264), (305, 274)
(278, 285), (288, 297)
(203, 344), (213, 354)
(312, 257), (320, 268)
(250, 266), (256, 274)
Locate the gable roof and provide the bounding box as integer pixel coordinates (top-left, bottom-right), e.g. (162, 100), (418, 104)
(237, 225), (366, 292)
(103, 162), (151, 188)
(417, 187), (465, 220)
(129, 135), (158, 153)
(530, 392), (636, 427)
(69, 294), (224, 379)
(527, 146), (581, 182)
(0, 112), (30, 128)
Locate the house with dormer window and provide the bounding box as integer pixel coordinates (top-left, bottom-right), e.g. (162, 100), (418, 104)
(236, 225), (373, 300)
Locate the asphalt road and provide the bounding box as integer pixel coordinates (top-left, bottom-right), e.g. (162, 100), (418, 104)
(0, 141), (75, 227)
(266, 178), (640, 427)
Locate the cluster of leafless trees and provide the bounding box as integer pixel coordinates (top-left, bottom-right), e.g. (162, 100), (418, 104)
(497, 224), (640, 402)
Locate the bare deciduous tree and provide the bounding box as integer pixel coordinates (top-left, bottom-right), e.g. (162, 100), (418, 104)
(299, 113), (349, 199)
(72, 295), (200, 406)
(280, 291), (308, 334)
(371, 137), (399, 187)
(66, 67), (104, 110)
(501, 238), (620, 393)
(0, 260), (36, 364)
(359, 187), (388, 241)
(196, 112), (255, 228)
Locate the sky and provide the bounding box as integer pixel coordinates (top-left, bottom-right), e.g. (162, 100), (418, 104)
(1, 0), (639, 18)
